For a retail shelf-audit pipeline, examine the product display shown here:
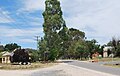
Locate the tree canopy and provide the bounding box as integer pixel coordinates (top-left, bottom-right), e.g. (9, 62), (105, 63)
(4, 43), (21, 52)
(41, 0), (66, 61)
(38, 0), (103, 61)
(107, 37), (120, 57)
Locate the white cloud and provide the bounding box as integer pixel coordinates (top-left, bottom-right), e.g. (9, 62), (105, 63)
(0, 8), (14, 23)
(18, 0), (120, 44)
(1, 0), (120, 47)
(19, 0), (45, 12)
(0, 26), (43, 37)
(0, 25), (43, 43)
(18, 39), (36, 43)
(28, 17), (44, 26)
(60, 0), (120, 44)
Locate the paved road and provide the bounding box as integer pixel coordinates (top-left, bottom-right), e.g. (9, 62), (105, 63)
(97, 61), (120, 65)
(1, 60), (119, 76)
(31, 70), (67, 76)
(63, 60), (120, 76)
(30, 62), (116, 76)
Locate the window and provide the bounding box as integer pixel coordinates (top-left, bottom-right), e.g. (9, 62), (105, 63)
(3, 58), (5, 61)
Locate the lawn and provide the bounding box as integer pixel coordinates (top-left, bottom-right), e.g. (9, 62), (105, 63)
(0, 62), (57, 70)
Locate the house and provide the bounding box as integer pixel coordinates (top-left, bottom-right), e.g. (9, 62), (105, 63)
(0, 48), (30, 64)
(0, 51), (12, 63)
(103, 46), (113, 57)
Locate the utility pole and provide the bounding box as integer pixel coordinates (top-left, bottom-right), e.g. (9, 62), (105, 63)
(34, 36), (40, 51)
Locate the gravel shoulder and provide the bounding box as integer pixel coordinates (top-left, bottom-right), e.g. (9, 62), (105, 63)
(0, 63), (117, 76)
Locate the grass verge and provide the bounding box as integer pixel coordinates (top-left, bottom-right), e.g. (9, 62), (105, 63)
(98, 57), (120, 62)
(104, 64), (120, 68)
(0, 62), (57, 70)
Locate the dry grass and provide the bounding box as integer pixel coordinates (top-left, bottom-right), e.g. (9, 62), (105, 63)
(98, 57), (120, 62)
(0, 62), (57, 70)
(104, 64), (120, 68)
(101, 58), (120, 68)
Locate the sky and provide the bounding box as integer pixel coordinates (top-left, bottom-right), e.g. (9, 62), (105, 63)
(0, 0), (120, 49)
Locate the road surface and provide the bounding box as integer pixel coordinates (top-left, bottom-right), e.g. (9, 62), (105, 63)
(63, 60), (120, 76)
(0, 60), (119, 76)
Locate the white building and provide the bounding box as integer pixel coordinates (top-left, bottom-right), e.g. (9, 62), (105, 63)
(1, 52), (12, 63)
(103, 46), (113, 57)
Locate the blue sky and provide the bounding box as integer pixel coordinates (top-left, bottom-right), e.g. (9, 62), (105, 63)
(0, 0), (120, 49)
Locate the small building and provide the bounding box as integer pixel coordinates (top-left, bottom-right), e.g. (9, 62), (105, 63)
(1, 52), (12, 63)
(103, 46), (113, 57)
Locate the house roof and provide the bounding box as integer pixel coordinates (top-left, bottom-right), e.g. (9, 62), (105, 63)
(2, 51), (12, 57)
(103, 46), (113, 51)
